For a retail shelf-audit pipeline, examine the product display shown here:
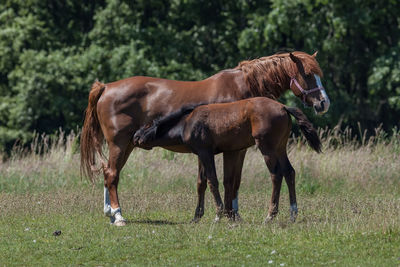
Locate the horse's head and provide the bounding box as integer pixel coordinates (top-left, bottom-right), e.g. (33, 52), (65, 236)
(289, 52), (330, 115)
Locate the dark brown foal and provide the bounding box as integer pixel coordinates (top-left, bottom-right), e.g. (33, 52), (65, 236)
(134, 97), (321, 222)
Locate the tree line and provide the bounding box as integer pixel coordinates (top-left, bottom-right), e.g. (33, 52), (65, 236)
(0, 0), (399, 152)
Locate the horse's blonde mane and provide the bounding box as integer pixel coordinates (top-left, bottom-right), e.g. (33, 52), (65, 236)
(235, 52), (323, 99)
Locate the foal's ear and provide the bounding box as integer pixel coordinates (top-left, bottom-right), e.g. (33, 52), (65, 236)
(312, 51), (318, 58)
(289, 53), (300, 64)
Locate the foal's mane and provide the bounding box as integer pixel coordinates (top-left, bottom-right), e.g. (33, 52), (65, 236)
(235, 51), (323, 99)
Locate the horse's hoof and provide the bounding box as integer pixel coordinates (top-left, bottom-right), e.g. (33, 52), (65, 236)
(191, 217), (201, 223)
(233, 212), (242, 222)
(214, 215), (221, 223)
(224, 209), (235, 219)
(113, 219), (127, 227)
(263, 215), (274, 224)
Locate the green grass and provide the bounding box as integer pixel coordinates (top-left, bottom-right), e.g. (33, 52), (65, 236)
(0, 129), (400, 266)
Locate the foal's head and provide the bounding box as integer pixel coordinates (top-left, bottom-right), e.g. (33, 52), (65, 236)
(288, 52), (330, 114)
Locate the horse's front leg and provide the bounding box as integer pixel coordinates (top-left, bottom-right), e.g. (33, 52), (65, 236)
(192, 158), (207, 222)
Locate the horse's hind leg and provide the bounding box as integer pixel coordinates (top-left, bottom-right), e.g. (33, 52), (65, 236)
(197, 150), (224, 222)
(103, 140), (134, 226)
(192, 158), (207, 222)
(279, 154), (297, 222)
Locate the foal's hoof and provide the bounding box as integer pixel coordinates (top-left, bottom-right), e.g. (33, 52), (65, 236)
(290, 204), (298, 223)
(191, 217), (201, 223)
(226, 211), (241, 222)
(233, 212), (242, 222)
(263, 215), (274, 224)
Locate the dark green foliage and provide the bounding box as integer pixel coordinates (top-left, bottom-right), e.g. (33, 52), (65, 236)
(0, 0), (399, 152)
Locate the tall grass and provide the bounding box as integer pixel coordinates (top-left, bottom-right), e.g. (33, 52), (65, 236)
(288, 125), (400, 195)
(0, 130), (87, 193)
(0, 126), (399, 195)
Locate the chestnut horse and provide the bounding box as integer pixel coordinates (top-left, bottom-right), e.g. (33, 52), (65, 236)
(81, 52), (330, 226)
(133, 97), (321, 222)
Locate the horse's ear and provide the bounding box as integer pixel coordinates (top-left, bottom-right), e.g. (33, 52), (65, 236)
(289, 53), (300, 63)
(312, 51), (318, 58)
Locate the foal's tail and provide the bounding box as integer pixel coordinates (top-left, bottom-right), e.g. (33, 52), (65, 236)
(284, 107), (322, 153)
(80, 81), (106, 183)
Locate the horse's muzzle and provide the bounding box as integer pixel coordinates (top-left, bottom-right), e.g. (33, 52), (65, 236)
(313, 98), (330, 115)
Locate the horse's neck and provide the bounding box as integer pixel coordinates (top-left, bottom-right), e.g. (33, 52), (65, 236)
(238, 72), (287, 100)
(210, 69), (290, 101)
(236, 58), (293, 100)
(252, 78), (289, 100)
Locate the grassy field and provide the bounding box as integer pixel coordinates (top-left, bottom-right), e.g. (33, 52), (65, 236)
(0, 128), (399, 266)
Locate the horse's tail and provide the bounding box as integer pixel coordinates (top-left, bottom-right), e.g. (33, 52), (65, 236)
(284, 106), (322, 153)
(134, 103), (206, 145)
(80, 81), (106, 183)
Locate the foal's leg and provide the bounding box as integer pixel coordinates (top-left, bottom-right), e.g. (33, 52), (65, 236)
(222, 160), (234, 219)
(279, 154), (298, 222)
(192, 158), (207, 222)
(257, 138), (284, 222)
(262, 153), (283, 223)
(223, 149), (247, 220)
(232, 149), (246, 220)
(103, 141), (133, 226)
(198, 151), (224, 221)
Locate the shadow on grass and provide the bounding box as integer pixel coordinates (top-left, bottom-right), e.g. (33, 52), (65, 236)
(127, 219), (188, 225)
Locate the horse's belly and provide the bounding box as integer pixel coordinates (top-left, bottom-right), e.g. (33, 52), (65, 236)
(161, 145), (192, 153)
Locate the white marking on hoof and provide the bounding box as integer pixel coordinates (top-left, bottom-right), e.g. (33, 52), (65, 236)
(104, 207), (126, 226)
(112, 212), (127, 226)
(214, 214), (221, 223)
(110, 207), (121, 216)
(113, 219), (127, 227)
(290, 203), (298, 222)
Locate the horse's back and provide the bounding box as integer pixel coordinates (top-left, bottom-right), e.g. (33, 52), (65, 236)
(97, 76), (199, 130)
(101, 70), (246, 108)
(103, 71), (239, 94)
